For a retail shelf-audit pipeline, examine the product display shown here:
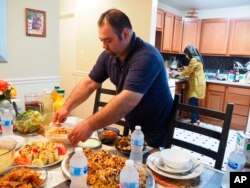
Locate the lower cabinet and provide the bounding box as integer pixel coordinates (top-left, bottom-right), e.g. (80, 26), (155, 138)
(174, 81), (250, 131)
(204, 84), (225, 125)
(224, 87), (250, 131)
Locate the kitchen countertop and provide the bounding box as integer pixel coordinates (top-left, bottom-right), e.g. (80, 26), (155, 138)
(170, 78), (250, 88)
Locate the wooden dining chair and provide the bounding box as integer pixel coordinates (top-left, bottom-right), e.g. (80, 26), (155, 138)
(164, 94), (234, 170)
(93, 85), (130, 136)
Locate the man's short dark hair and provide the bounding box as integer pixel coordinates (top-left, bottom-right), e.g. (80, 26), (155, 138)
(98, 9), (132, 40)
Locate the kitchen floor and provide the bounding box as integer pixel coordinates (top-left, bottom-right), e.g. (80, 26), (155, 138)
(173, 118), (241, 171)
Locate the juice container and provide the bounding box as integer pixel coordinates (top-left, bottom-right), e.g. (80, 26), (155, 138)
(53, 89), (65, 112)
(51, 86), (60, 103)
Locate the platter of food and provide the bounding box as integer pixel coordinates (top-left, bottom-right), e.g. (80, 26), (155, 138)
(14, 141), (67, 167)
(61, 149), (155, 188)
(45, 126), (72, 145)
(0, 165), (47, 187)
(114, 136), (147, 156)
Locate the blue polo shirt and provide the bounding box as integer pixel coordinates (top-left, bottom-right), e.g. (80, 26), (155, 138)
(89, 33), (173, 147)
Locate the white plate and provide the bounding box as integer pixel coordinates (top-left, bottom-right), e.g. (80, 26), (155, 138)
(77, 138), (101, 149)
(147, 151), (203, 180)
(1, 135), (24, 150)
(152, 152), (193, 173)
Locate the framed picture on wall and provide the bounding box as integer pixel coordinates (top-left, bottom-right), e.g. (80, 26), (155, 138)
(25, 8), (46, 37)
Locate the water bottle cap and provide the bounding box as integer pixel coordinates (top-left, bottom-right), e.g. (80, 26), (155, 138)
(135, 125), (141, 130)
(75, 147), (83, 154)
(125, 159), (134, 167)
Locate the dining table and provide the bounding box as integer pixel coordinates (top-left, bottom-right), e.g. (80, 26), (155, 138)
(11, 130), (235, 188)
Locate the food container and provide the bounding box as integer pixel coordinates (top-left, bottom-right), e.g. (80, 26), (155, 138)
(160, 148), (191, 169)
(114, 136), (147, 156)
(45, 126), (72, 145)
(14, 110), (43, 134)
(0, 165), (47, 187)
(0, 137), (17, 173)
(97, 127), (119, 144)
(24, 92), (42, 112)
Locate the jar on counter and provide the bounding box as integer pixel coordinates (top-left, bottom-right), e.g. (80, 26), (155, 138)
(24, 93), (42, 112)
(42, 90), (53, 126)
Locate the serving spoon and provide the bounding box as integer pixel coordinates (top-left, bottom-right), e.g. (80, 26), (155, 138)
(12, 101), (23, 120)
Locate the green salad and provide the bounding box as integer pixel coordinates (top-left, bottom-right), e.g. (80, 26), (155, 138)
(15, 110), (43, 134)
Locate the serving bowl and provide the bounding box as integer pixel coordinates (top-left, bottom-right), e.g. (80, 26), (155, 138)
(14, 110), (43, 134)
(97, 127), (119, 144)
(0, 165), (47, 187)
(45, 126), (72, 145)
(0, 137), (17, 173)
(114, 136), (147, 156)
(160, 148), (191, 169)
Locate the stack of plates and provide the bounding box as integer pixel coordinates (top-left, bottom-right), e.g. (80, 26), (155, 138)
(146, 151), (203, 179)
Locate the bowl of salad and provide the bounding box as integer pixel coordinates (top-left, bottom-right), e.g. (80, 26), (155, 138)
(14, 110), (44, 134)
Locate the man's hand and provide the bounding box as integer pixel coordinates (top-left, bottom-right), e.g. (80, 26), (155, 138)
(53, 106), (69, 126)
(68, 120), (93, 145)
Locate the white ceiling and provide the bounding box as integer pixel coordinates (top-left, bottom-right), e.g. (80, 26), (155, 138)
(159, 0), (250, 11)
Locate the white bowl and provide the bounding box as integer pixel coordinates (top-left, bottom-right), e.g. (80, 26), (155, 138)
(160, 148), (191, 169)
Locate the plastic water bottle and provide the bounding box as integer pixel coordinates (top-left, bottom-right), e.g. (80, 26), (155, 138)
(221, 132), (246, 188)
(119, 159), (139, 188)
(70, 147), (88, 188)
(130, 125), (144, 164)
(1, 108), (14, 136)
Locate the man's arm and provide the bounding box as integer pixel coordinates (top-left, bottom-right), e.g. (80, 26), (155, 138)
(88, 89), (143, 130)
(68, 90), (143, 144)
(53, 76), (100, 124)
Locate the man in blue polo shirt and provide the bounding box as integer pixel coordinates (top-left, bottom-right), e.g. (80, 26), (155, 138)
(54, 8), (173, 147)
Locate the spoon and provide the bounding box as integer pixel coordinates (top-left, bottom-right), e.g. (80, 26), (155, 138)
(12, 101), (23, 120)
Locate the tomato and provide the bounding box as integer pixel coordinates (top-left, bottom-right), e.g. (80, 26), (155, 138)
(14, 156), (31, 165)
(55, 143), (67, 155)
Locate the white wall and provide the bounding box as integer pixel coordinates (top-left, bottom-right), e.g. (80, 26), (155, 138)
(0, 0), (60, 79)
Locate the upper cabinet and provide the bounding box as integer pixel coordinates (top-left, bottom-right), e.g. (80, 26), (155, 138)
(228, 18), (250, 56)
(181, 18), (201, 52)
(199, 19), (230, 55)
(161, 12), (174, 52)
(155, 10), (183, 53)
(156, 9), (164, 31)
(155, 9), (250, 57)
(172, 16), (183, 53)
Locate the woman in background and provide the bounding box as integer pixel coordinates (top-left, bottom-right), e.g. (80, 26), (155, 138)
(173, 45), (206, 125)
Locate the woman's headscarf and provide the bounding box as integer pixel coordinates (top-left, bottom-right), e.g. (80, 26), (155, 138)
(184, 45), (205, 68)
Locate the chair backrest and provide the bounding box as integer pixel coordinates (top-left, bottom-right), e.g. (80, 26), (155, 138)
(165, 94), (234, 170)
(93, 86), (129, 136)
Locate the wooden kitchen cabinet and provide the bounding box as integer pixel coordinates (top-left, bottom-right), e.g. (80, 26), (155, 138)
(228, 18), (250, 56)
(200, 18), (230, 55)
(204, 84), (225, 125)
(155, 10), (183, 53)
(161, 12), (174, 52)
(175, 81), (189, 104)
(181, 18), (201, 52)
(172, 16), (183, 52)
(224, 86), (250, 131)
(156, 9), (164, 31)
